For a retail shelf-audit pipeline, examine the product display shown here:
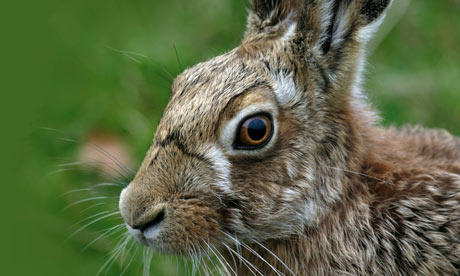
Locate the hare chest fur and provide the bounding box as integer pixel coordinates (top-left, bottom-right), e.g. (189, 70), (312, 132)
(119, 0), (460, 275)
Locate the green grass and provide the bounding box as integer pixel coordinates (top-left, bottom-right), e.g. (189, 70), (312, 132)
(4, 0), (460, 275)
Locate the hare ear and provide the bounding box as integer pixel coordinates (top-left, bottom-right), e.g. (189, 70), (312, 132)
(316, 0), (392, 54)
(246, 0), (299, 35)
(245, 1), (391, 52)
(243, 1), (392, 101)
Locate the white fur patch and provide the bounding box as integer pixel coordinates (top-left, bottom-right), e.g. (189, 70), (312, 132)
(202, 144), (233, 195)
(143, 222), (163, 240)
(273, 72), (297, 106)
(282, 186), (321, 227)
(286, 161), (298, 180)
(303, 199), (321, 226)
(119, 187), (130, 219)
(281, 21), (297, 42)
(282, 187), (301, 201)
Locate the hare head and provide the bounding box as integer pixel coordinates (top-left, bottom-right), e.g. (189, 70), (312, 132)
(119, 0), (391, 255)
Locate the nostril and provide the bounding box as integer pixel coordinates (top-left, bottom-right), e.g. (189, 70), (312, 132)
(133, 209), (165, 232)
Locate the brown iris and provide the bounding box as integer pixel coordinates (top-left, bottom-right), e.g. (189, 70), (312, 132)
(237, 114), (272, 148)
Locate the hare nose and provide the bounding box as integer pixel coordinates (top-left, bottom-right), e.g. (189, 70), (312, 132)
(132, 209), (165, 232)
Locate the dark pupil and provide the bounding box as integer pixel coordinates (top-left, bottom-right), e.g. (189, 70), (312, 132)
(247, 119), (267, 141)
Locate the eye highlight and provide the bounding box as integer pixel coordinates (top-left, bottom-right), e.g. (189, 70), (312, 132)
(234, 114), (273, 149)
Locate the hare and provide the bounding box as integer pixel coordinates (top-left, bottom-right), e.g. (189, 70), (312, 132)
(118, 0), (460, 275)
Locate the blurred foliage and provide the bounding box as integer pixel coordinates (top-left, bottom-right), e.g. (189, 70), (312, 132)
(2, 0), (459, 275)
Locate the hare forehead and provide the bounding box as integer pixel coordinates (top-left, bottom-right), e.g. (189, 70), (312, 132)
(157, 56), (267, 131)
(173, 55), (267, 99)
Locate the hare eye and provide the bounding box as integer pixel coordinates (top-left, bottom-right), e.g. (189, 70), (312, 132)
(235, 114), (273, 149)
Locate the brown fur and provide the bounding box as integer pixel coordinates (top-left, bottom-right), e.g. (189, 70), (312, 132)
(119, 0), (460, 275)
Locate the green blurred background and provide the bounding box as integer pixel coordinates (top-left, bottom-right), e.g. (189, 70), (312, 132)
(1, 0), (459, 275)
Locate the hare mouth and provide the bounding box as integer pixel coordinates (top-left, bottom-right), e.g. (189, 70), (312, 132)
(125, 224), (148, 245)
(126, 223), (162, 248)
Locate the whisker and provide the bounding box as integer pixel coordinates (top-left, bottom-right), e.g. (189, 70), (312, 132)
(142, 247), (147, 275)
(80, 202), (106, 214)
(64, 196), (119, 210)
(66, 211), (121, 241)
(192, 243), (208, 276)
(222, 243), (263, 276)
(87, 142), (135, 177)
(60, 188), (93, 197)
(223, 244), (239, 270)
(222, 232), (284, 276)
(208, 232), (239, 275)
(234, 235), (242, 263)
(174, 255), (179, 276)
(64, 197), (114, 211)
(118, 238), (137, 270)
(57, 137), (134, 183)
(39, 126), (61, 132)
(106, 47), (149, 58)
(97, 171), (130, 186)
(198, 243), (221, 276)
(106, 46), (175, 85)
(58, 159), (131, 185)
(60, 182), (124, 199)
(183, 249), (189, 276)
(104, 234), (132, 275)
(81, 223), (125, 252)
(252, 239), (296, 276)
(69, 210), (111, 229)
(49, 167), (77, 176)
(143, 247), (153, 276)
(53, 162), (128, 186)
(96, 233), (131, 276)
(190, 244), (200, 276)
(224, 242), (238, 274)
(92, 182), (124, 188)
(185, 247), (191, 276)
(201, 239), (229, 276)
(200, 254), (211, 276)
(59, 137), (134, 177)
(208, 243), (235, 276)
(325, 166), (389, 184)
(120, 242), (139, 276)
(41, 128), (133, 182)
(173, 44), (183, 72)
(240, 240), (284, 276)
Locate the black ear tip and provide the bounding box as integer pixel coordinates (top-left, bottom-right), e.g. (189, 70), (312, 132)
(361, 0), (391, 23)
